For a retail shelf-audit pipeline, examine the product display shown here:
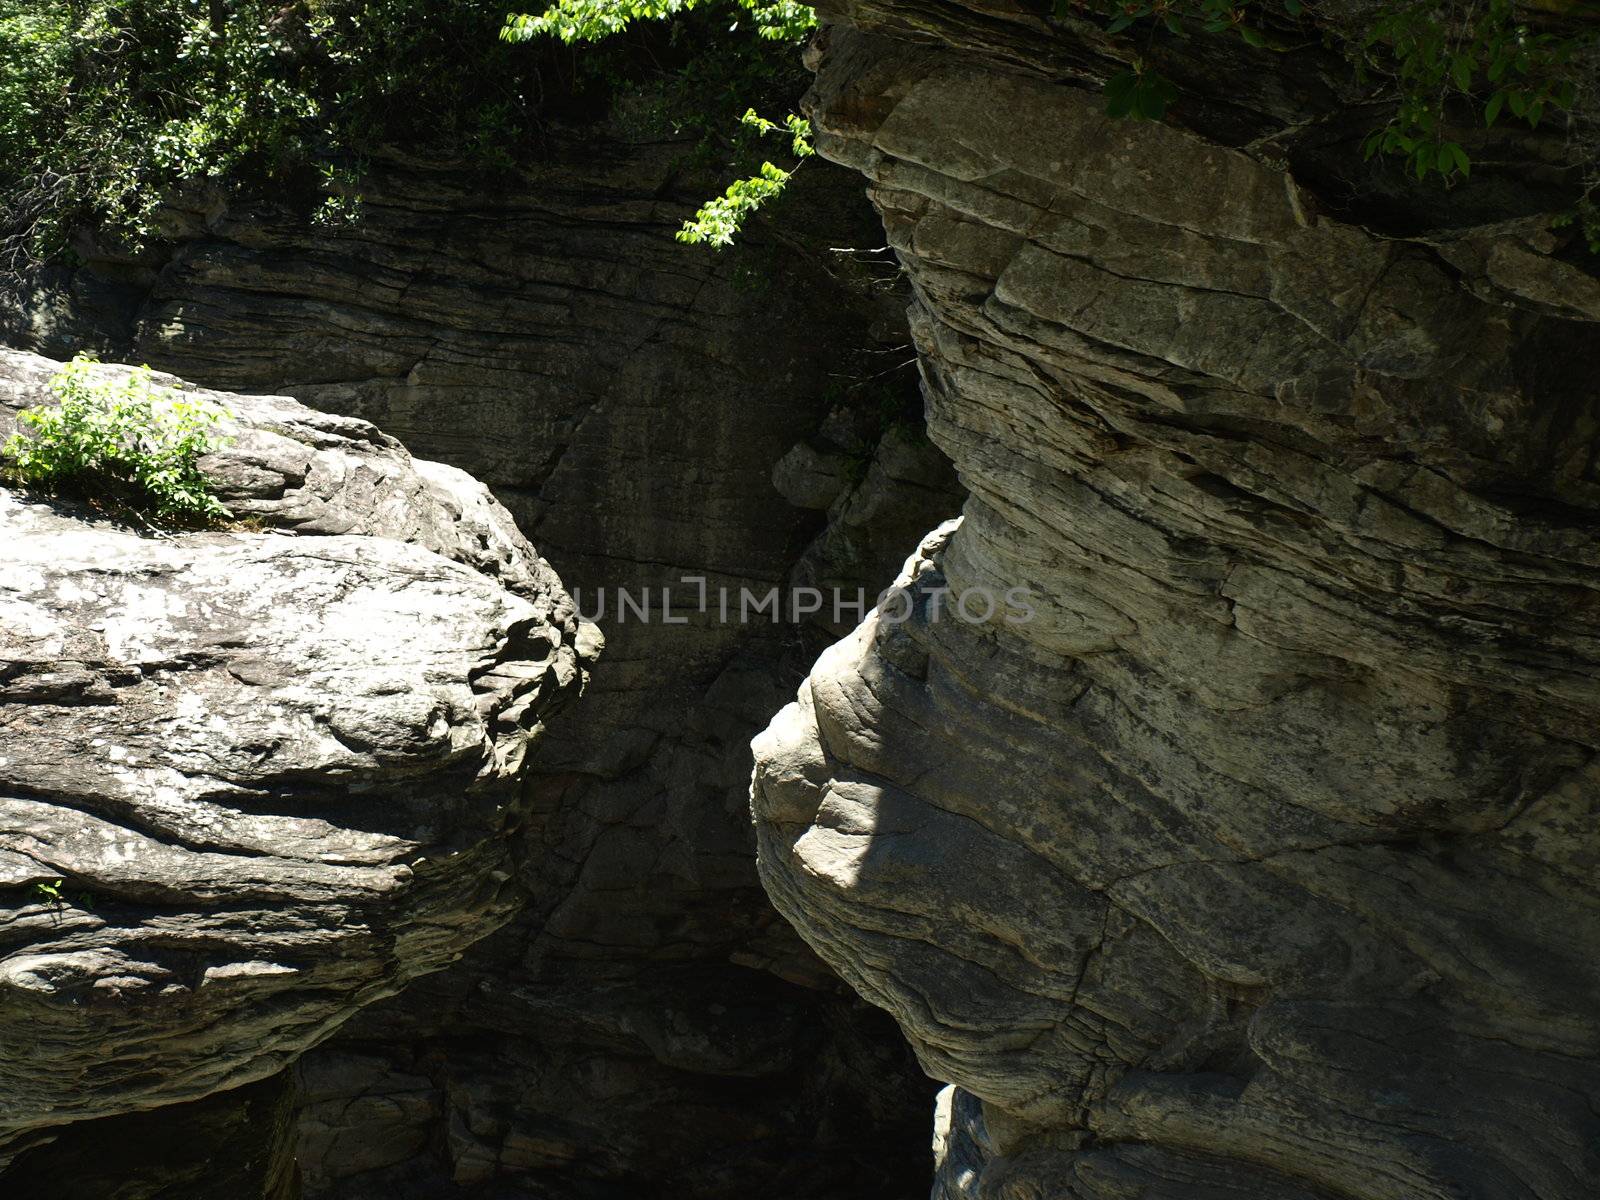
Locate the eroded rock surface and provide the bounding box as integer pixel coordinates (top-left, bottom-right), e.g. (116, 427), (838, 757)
(754, 10), (1600, 1200)
(0, 349), (592, 1161)
(2, 1073), (300, 1200)
(4, 143), (954, 1194)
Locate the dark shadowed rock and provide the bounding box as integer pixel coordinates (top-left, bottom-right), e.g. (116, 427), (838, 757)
(2, 1073), (301, 1200)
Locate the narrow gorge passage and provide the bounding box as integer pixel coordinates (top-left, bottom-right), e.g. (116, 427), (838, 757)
(2, 1), (1599, 1198)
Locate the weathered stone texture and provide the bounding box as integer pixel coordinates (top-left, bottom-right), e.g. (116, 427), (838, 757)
(0, 349), (591, 1165)
(4, 138), (955, 1193)
(754, 11), (1600, 1200)
(3, 1072), (302, 1200)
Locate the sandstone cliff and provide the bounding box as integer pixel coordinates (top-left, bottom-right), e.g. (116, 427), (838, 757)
(752, 7), (1600, 1200)
(0, 348), (593, 1182)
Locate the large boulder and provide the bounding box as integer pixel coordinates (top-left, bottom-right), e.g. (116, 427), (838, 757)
(753, 10), (1600, 1200)
(0, 349), (593, 1157)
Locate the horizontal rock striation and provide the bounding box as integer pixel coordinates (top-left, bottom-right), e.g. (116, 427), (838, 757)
(2, 1074), (301, 1199)
(4, 142), (955, 1192)
(0, 349), (592, 1159)
(754, 10), (1600, 1200)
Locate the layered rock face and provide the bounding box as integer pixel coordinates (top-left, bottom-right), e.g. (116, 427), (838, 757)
(3, 1075), (301, 1200)
(0, 350), (591, 1167)
(5, 139), (955, 1192)
(753, 10), (1600, 1200)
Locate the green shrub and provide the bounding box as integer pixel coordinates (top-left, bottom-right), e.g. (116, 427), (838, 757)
(0, 0), (815, 263)
(502, 0), (815, 44)
(1070, 3), (1600, 197)
(503, 0), (817, 246)
(2, 356), (233, 526)
(0, 0), (576, 266)
(0, 0), (69, 174)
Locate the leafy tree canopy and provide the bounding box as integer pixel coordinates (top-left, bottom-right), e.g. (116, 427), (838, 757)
(0, 0), (1595, 261)
(503, 0), (814, 43)
(0, 0), (810, 264)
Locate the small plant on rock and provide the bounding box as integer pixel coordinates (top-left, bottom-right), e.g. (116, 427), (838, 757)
(2, 355), (232, 527)
(25, 877), (95, 912)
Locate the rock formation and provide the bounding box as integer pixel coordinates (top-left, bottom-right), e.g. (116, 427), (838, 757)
(752, 7), (1600, 1200)
(0, 349), (592, 1170)
(3, 138), (957, 1193)
(3, 1075), (301, 1200)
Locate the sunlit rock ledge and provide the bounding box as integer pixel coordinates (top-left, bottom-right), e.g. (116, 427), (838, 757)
(0, 348), (595, 1158)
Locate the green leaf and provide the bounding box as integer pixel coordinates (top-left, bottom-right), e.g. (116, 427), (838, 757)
(1104, 69), (1141, 118)
(1485, 90), (1506, 127)
(1133, 72), (1180, 120)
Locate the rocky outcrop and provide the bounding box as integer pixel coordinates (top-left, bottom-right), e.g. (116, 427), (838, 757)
(2, 1075), (301, 1200)
(753, 9), (1600, 1200)
(781, 411), (963, 638)
(4, 138), (956, 1192)
(0, 349), (592, 1164)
